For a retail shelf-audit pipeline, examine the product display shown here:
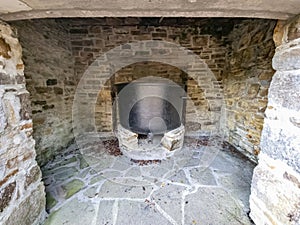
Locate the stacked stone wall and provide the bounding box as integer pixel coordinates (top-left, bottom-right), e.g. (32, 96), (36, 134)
(0, 21), (45, 225)
(250, 15), (300, 225)
(68, 18), (229, 133)
(224, 19), (276, 161)
(11, 20), (75, 165)
(6, 18), (279, 166)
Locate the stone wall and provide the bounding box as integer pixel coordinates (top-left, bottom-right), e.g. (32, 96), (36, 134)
(5, 18), (279, 167)
(250, 15), (300, 225)
(110, 62), (188, 132)
(223, 19), (276, 161)
(10, 20), (75, 165)
(69, 18), (230, 134)
(0, 21), (45, 225)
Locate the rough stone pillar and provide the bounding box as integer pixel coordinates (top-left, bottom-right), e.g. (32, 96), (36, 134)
(250, 16), (300, 225)
(0, 21), (46, 224)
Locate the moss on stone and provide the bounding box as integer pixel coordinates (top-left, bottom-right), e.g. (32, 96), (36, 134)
(46, 192), (57, 211)
(62, 179), (84, 199)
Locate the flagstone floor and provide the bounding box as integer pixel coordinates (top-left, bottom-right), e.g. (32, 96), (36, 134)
(42, 135), (255, 225)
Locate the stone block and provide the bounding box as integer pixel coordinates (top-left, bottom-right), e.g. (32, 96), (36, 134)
(62, 179), (85, 199)
(192, 36), (209, 47)
(268, 71), (300, 111)
(24, 165), (41, 190)
(0, 182), (16, 213)
(161, 125), (185, 151)
(3, 91), (21, 127)
(46, 79), (57, 86)
(260, 118), (300, 173)
(0, 37), (11, 59)
(18, 91), (31, 120)
(273, 44), (300, 71)
(250, 154), (300, 225)
(4, 184), (45, 225)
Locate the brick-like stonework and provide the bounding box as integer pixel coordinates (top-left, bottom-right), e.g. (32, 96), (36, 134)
(68, 18), (229, 134)
(11, 20), (76, 165)
(0, 21), (45, 225)
(250, 15), (300, 225)
(224, 19), (276, 161)
(7, 18), (278, 166)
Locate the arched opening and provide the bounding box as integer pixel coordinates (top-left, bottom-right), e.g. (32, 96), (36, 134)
(1, 14), (298, 225)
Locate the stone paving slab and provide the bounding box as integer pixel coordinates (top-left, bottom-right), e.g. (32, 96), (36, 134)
(116, 200), (173, 225)
(184, 187), (252, 225)
(44, 198), (96, 225)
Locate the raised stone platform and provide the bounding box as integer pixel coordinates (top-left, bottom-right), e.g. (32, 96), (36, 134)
(116, 124), (185, 160)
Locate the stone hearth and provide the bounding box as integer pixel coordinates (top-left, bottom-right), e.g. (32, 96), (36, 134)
(116, 124), (185, 160)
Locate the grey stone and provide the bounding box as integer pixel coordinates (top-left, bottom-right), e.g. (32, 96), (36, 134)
(44, 198), (95, 225)
(97, 180), (153, 199)
(46, 192), (57, 212)
(83, 186), (98, 198)
(116, 201), (173, 225)
(89, 173), (105, 185)
(0, 182), (16, 213)
(190, 167), (217, 185)
(167, 169), (189, 184)
(152, 184), (186, 224)
(53, 167), (78, 181)
(95, 200), (115, 225)
(273, 45), (300, 71)
(268, 71), (300, 111)
(260, 121), (300, 173)
(184, 187), (252, 225)
(4, 184), (46, 225)
(62, 179), (85, 199)
(250, 156), (300, 225)
(125, 167), (141, 177)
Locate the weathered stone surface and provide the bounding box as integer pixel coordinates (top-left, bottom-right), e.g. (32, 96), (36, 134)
(11, 19), (75, 165)
(190, 167), (217, 185)
(41, 134), (255, 224)
(62, 179), (84, 198)
(46, 192), (57, 212)
(18, 91), (31, 120)
(224, 19), (276, 161)
(0, 37), (11, 59)
(260, 117), (300, 173)
(273, 45), (300, 71)
(161, 125), (185, 151)
(97, 180), (152, 199)
(44, 198), (95, 225)
(4, 184), (45, 225)
(250, 154), (300, 225)
(0, 182), (16, 213)
(185, 187), (251, 225)
(152, 184), (186, 224)
(116, 201), (173, 225)
(250, 16), (300, 225)
(94, 200), (115, 224)
(287, 15), (300, 42)
(25, 165), (41, 189)
(0, 21), (45, 225)
(268, 71), (300, 111)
